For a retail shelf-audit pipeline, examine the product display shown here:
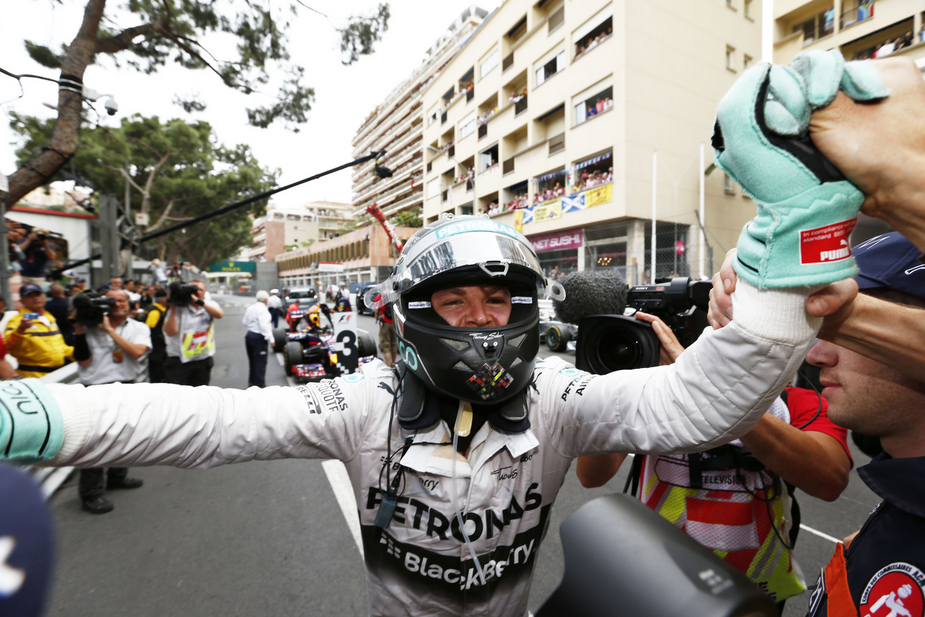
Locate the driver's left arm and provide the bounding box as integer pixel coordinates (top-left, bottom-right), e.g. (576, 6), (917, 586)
(545, 281), (821, 458)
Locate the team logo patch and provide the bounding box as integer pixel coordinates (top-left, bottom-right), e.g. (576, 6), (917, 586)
(466, 363), (514, 401)
(558, 367), (581, 378)
(799, 218), (857, 265)
(860, 562), (925, 617)
(342, 373), (365, 383)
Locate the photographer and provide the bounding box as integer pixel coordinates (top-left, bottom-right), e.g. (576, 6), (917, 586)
(3, 283), (72, 378)
(576, 311), (852, 612)
(17, 228), (55, 285)
(73, 289), (150, 514)
(163, 279), (223, 386)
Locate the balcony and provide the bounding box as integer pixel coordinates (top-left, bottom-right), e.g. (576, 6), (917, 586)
(466, 88), (475, 103)
(841, 2), (874, 30)
(514, 96), (528, 116)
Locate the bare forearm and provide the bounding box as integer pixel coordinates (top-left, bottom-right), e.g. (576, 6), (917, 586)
(738, 415), (850, 502)
(163, 308), (179, 337)
(108, 330), (147, 359)
(818, 294), (925, 382)
(576, 453), (627, 488)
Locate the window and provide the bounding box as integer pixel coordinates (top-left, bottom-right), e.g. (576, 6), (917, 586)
(480, 48), (500, 78)
(575, 85), (613, 126)
(549, 133), (564, 154)
(573, 10), (613, 60)
(726, 0), (735, 8)
(572, 150), (612, 193)
(743, 54), (753, 70)
(726, 46), (736, 71)
(724, 173), (736, 194)
(744, 0), (753, 19)
(536, 51), (565, 86)
(459, 111), (476, 140)
(508, 16), (527, 44)
(794, 8), (835, 45)
(480, 144), (499, 172)
(548, 6), (564, 32)
(534, 168), (566, 204)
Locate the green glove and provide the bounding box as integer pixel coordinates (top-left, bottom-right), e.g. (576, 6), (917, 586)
(713, 50), (889, 288)
(0, 379), (64, 463)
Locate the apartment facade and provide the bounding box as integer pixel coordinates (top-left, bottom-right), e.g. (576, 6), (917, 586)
(420, 0), (764, 284)
(248, 201), (352, 262)
(349, 6), (490, 222)
(774, 0), (925, 67)
(275, 224), (417, 291)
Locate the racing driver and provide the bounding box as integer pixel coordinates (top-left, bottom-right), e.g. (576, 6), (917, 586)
(0, 52), (870, 616)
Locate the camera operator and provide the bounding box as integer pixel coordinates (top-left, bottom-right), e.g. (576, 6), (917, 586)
(144, 288), (168, 384)
(72, 289), (151, 514)
(576, 310), (852, 612)
(163, 279), (223, 386)
(17, 228), (56, 285)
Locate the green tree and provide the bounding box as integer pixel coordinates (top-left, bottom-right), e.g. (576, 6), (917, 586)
(392, 206), (423, 228)
(1, 0), (389, 207)
(10, 113), (277, 267)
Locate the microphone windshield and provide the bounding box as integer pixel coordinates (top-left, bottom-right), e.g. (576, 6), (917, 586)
(553, 271), (628, 324)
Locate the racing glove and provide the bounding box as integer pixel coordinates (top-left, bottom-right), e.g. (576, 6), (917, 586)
(0, 379), (63, 463)
(712, 50), (889, 288)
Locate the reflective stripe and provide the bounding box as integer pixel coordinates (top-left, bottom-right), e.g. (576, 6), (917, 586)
(643, 471), (805, 602)
(823, 543), (858, 616)
(181, 327), (214, 358)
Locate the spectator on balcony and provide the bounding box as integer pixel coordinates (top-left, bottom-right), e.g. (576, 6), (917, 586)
(920, 24), (925, 43)
(902, 30), (914, 49)
(823, 6), (834, 34)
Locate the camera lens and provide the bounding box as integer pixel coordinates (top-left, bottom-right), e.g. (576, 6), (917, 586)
(576, 315), (661, 374)
(597, 330), (647, 372)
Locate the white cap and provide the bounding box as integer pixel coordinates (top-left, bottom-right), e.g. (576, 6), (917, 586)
(270, 288), (279, 295)
(256, 290), (269, 302)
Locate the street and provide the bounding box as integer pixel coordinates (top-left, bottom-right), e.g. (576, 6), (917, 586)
(44, 294), (880, 616)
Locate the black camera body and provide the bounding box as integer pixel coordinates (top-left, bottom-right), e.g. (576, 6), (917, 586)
(72, 291), (116, 326)
(575, 277), (712, 375)
(169, 282), (199, 307)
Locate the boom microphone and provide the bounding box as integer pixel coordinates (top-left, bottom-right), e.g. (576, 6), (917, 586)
(552, 271), (628, 325)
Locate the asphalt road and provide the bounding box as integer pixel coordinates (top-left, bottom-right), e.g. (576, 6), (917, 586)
(44, 294), (879, 616)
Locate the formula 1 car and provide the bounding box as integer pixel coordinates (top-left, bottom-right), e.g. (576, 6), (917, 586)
(274, 305), (377, 381)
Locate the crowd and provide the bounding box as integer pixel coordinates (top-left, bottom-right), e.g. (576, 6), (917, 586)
(475, 106), (498, 127)
(573, 166), (613, 192)
(0, 272), (223, 515)
(582, 94), (614, 120)
(5, 51), (925, 617)
(508, 86), (527, 104)
(573, 25), (613, 61)
(855, 29), (919, 60)
(533, 181), (566, 204)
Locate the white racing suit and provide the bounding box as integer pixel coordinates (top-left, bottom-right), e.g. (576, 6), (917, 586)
(44, 283), (817, 616)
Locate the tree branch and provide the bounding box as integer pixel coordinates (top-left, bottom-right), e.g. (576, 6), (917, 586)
(94, 21), (163, 55)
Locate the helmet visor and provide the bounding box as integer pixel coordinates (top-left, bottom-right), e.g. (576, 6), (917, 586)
(366, 231), (544, 309)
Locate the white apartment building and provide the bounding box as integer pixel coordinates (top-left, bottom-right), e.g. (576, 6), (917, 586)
(349, 6), (490, 221)
(248, 201), (352, 262)
(421, 0), (765, 285)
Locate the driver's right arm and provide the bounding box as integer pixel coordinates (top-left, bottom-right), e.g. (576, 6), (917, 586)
(0, 362), (394, 468)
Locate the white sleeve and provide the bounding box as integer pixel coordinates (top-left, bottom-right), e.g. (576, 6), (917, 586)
(542, 281), (820, 458)
(259, 308), (274, 343)
(129, 321), (152, 353)
(46, 361), (394, 469)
